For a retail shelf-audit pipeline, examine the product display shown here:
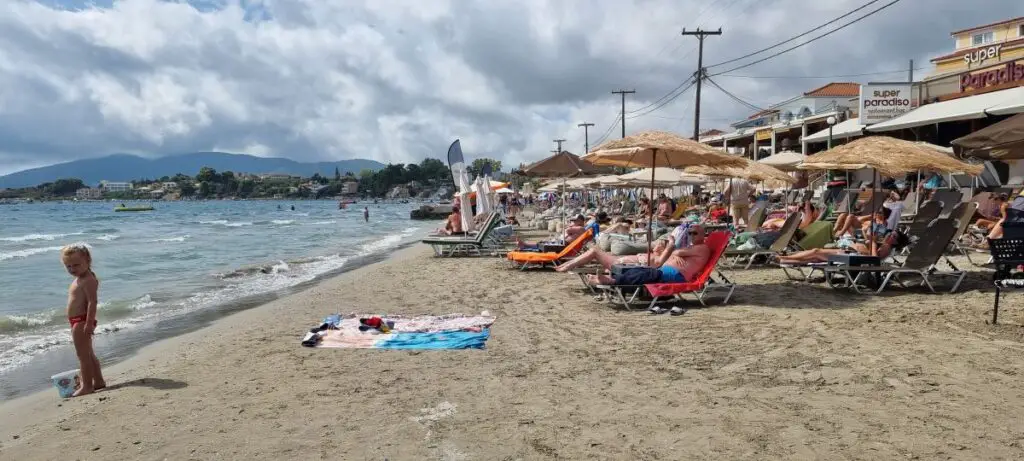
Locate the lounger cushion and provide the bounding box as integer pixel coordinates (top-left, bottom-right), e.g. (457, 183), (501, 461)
(611, 240), (648, 255)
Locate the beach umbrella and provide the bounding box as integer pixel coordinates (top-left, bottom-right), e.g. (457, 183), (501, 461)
(473, 176), (491, 216)
(447, 140), (475, 233)
(584, 130), (746, 264)
(756, 150), (806, 172)
(686, 157), (796, 184)
(494, 187), (514, 194)
(798, 135), (983, 255)
(798, 136), (982, 177)
(521, 151), (605, 230)
(952, 113), (1024, 160)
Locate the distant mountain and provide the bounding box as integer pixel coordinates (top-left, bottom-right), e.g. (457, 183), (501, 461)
(0, 152), (386, 188)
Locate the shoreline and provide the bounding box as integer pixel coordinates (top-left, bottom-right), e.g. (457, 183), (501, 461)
(0, 235), (426, 403)
(0, 242), (429, 435)
(3, 247), (1024, 459)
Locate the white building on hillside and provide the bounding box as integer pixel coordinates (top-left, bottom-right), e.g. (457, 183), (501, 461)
(99, 181), (132, 192)
(76, 188), (102, 200)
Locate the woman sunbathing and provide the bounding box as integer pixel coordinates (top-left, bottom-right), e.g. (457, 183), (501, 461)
(778, 229), (909, 265)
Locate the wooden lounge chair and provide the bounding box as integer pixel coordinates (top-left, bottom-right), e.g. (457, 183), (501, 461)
(589, 231), (735, 310)
(725, 212), (803, 269)
(506, 228), (594, 270)
(823, 218), (966, 294)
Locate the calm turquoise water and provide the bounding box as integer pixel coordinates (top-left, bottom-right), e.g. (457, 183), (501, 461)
(0, 200), (426, 398)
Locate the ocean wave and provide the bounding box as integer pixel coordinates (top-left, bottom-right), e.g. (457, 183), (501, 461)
(225, 221), (253, 227)
(96, 234), (120, 241)
(0, 245), (65, 261)
(0, 294), (155, 335)
(152, 235), (189, 243)
(0, 232), (85, 243)
(311, 220), (337, 225)
(271, 220), (294, 225)
(199, 219), (228, 225)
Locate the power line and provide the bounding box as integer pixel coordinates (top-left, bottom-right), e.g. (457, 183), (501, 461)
(590, 113), (621, 149)
(704, 76), (766, 113)
(626, 76), (697, 120)
(708, 0), (904, 76)
(716, 67), (928, 79)
(707, 0), (884, 69)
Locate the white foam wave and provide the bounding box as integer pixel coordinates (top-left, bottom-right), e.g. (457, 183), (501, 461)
(271, 220), (294, 225)
(96, 234), (120, 241)
(0, 232), (85, 243)
(225, 221), (253, 227)
(311, 220), (337, 225)
(199, 220), (228, 225)
(0, 246), (64, 261)
(152, 235), (189, 243)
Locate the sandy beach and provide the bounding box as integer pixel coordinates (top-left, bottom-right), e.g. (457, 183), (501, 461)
(3, 238), (1024, 460)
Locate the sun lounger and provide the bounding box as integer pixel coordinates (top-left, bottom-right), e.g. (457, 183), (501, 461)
(933, 190), (964, 218)
(946, 202), (980, 262)
(506, 228), (594, 270)
(725, 212), (802, 269)
(823, 218), (965, 294)
(421, 213), (502, 257)
(589, 231), (734, 310)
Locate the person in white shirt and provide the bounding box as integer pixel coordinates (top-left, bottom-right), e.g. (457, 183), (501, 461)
(723, 178), (753, 227)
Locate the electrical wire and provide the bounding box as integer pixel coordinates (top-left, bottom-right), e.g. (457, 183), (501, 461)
(707, 0), (884, 69)
(626, 76), (697, 120)
(717, 67), (927, 79)
(708, 0), (904, 76)
(589, 113), (622, 148)
(704, 76), (766, 113)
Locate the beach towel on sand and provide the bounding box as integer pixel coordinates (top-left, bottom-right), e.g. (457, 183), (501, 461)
(302, 313), (495, 349)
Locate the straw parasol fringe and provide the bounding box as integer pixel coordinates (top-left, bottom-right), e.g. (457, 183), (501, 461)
(798, 136), (983, 176)
(685, 157), (795, 184)
(584, 131), (747, 168)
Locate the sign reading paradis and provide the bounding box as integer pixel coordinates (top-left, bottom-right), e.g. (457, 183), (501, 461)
(960, 60), (1024, 92)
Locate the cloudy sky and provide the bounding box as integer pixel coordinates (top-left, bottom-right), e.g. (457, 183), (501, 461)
(0, 0), (1018, 175)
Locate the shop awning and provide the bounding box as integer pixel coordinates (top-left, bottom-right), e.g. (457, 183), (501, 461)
(867, 87), (1021, 132)
(801, 118), (865, 144)
(983, 87), (1024, 115)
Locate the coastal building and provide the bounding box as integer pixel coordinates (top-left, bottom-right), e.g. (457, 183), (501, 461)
(259, 173), (298, 182)
(341, 180), (359, 195)
(801, 16), (1024, 150)
(162, 181), (178, 190)
(75, 187), (102, 200)
(701, 82), (858, 157)
(99, 181), (132, 192)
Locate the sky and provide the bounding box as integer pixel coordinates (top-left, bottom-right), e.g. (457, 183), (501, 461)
(0, 0), (1019, 175)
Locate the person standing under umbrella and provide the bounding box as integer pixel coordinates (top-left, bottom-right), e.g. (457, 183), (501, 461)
(723, 178), (752, 227)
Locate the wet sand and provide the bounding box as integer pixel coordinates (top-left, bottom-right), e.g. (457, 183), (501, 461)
(2, 242), (1024, 460)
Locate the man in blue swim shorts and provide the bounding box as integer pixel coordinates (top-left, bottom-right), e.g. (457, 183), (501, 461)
(555, 225), (711, 286)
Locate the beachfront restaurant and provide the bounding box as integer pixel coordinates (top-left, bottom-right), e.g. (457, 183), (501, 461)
(798, 17), (1024, 181)
(702, 82), (860, 159)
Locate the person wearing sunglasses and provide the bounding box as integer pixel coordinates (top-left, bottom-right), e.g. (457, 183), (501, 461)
(556, 226), (710, 287)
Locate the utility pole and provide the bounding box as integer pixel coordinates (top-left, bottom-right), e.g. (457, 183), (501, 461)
(577, 122), (595, 153)
(908, 59), (914, 82)
(552, 139), (566, 154)
(611, 89), (636, 138)
(681, 27), (722, 140)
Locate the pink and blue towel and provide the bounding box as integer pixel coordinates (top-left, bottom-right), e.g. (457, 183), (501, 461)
(303, 313), (495, 350)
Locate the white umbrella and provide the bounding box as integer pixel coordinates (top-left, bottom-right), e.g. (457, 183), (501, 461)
(457, 169), (474, 233)
(757, 150), (806, 172)
(472, 176), (491, 216)
(494, 187), (514, 194)
(616, 167), (687, 184)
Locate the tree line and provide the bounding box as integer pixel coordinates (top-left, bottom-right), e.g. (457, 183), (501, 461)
(0, 157), (504, 200)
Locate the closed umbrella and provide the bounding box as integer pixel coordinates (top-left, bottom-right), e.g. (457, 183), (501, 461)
(952, 113), (1024, 160)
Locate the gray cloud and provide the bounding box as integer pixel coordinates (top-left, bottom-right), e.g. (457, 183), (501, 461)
(0, 0), (1018, 176)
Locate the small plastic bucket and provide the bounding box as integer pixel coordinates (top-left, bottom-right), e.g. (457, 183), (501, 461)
(50, 369), (80, 398)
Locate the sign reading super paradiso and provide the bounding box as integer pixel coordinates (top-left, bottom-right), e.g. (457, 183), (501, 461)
(859, 83), (915, 125)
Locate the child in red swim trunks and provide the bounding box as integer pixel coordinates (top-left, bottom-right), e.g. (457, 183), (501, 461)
(62, 243), (105, 397)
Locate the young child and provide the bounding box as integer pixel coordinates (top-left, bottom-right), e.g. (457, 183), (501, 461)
(62, 243), (105, 396)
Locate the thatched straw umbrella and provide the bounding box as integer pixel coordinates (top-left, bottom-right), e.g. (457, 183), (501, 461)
(685, 158), (796, 184)
(583, 131), (746, 263)
(521, 151), (604, 229)
(798, 136), (982, 255)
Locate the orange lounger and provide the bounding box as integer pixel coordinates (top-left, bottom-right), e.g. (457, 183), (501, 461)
(506, 229), (593, 270)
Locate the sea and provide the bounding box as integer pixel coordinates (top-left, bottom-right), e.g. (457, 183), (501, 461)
(0, 200), (427, 400)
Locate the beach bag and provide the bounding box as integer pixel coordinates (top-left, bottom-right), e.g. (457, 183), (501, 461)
(610, 265), (662, 286)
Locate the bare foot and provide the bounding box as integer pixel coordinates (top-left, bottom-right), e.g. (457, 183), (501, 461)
(554, 264), (567, 272)
(72, 386), (95, 397)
